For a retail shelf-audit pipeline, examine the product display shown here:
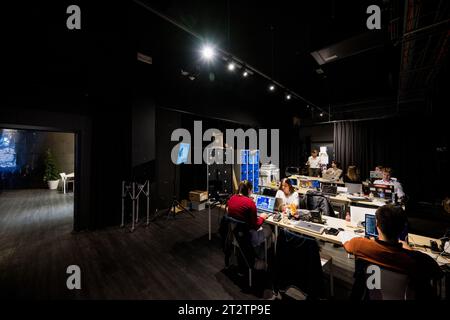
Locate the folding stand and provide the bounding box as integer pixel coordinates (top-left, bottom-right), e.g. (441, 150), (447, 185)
(121, 180), (150, 232)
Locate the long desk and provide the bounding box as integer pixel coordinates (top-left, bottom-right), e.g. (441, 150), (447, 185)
(265, 214), (449, 266)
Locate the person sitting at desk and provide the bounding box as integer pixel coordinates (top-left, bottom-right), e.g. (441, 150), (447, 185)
(340, 205), (443, 299)
(306, 149), (321, 177)
(322, 160), (343, 182)
(227, 180), (271, 248)
(275, 178), (299, 211)
(345, 165), (361, 183)
(373, 167), (405, 200)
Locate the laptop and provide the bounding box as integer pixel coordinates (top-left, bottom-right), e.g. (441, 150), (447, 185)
(291, 220), (325, 235)
(255, 195), (276, 214)
(321, 184), (337, 196)
(287, 177), (298, 188)
(345, 183), (363, 194)
(365, 214), (378, 238)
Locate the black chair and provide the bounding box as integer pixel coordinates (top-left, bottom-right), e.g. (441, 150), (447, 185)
(220, 215), (256, 287)
(301, 191), (336, 217)
(272, 229), (325, 299)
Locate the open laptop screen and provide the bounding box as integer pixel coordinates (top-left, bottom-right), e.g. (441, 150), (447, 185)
(365, 214), (378, 238)
(256, 195), (276, 212)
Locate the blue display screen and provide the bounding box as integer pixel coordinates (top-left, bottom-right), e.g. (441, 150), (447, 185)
(256, 195), (275, 212)
(365, 214), (378, 238)
(176, 143), (190, 164)
(0, 129), (17, 171)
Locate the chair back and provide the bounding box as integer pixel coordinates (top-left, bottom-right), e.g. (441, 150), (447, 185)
(59, 173), (66, 180)
(353, 259), (415, 300)
(304, 191), (336, 217)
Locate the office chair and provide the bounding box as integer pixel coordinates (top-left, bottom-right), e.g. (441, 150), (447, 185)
(222, 215), (269, 287)
(222, 215), (255, 287)
(352, 259), (416, 300)
(303, 191), (336, 217)
(273, 229), (325, 299)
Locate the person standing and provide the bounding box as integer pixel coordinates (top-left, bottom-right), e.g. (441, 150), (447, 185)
(306, 150), (321, 177)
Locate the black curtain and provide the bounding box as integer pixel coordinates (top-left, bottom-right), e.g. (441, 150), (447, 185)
(280, 125), (306, 178)
(334, 117), (449, 202)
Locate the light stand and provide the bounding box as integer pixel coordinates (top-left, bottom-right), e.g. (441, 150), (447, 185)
(165, 163), (194, 219)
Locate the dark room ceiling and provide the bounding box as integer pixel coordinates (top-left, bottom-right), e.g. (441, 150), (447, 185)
(3, 1), (448, 124)
(132, 0), (449, 123)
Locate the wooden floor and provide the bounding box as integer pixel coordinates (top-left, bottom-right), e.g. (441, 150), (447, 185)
(0, 190), (276, 299)
(0, 189), (353, 299)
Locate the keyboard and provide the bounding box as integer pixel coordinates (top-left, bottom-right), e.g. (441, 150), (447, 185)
(291, 220), (325, 234)
(257, 210), (274, 217)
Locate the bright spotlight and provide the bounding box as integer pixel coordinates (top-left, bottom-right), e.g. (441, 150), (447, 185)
(242, 70), (249, 77)
(201, 45), (215, 60)
(319, 112), (324, 117)
(269, 84), (276, 92)
(228, 62), (235, 71)
(285, 94), (292, 100)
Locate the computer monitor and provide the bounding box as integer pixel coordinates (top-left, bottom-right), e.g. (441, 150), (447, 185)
(365, 214), (378, 238)
(256, 195), (276, 213)
(369, 183), (395, 200)
(345, 182), (363, 194)
(176, 143), (190, 164)
(370, 171), (383, 179)
(311, 180), (320, 189)
(350, 206), (377, 227)
(287, 178), (298, 187)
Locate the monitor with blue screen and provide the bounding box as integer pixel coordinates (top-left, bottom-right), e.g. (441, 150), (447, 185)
(256, 195), (276, 213)
(287, 178), (298, 187)
(365, 214), (378, 238)
(176, 143), (190, 164)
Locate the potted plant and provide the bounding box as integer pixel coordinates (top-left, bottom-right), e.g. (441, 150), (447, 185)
(43, 149), (60, 190)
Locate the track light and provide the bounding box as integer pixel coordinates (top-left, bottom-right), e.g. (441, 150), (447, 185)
(201, 45), (215, 61)
(242, 70), (249, 77)
(268, 84), (276, 92)
(319, 112), (324, 117)
(227, 62), (236, 71)
(285, 93), (292, 100)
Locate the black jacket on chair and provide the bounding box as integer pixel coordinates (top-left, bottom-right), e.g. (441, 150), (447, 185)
(219, 215), (255, 270)
(272, 229), (324, 299)
(300, 191), (336, 217)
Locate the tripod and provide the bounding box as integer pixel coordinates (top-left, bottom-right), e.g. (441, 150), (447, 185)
(154, 163), (194, 220)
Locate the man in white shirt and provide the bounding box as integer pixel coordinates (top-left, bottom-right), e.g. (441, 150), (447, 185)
(373, 167), (405, 200)
(306, 149), (321, 177)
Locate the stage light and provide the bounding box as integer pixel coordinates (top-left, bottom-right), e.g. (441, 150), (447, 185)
(269, 84), (276, 92)
(201, 45), (215, 61)
(285, 94), (292, 100)
(227, 62), (235, 71)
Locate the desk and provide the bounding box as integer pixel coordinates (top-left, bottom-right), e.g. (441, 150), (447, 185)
(266, 215), (354, 245)
(292, 175), (345, 186)
(265, 214), (448, 266)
